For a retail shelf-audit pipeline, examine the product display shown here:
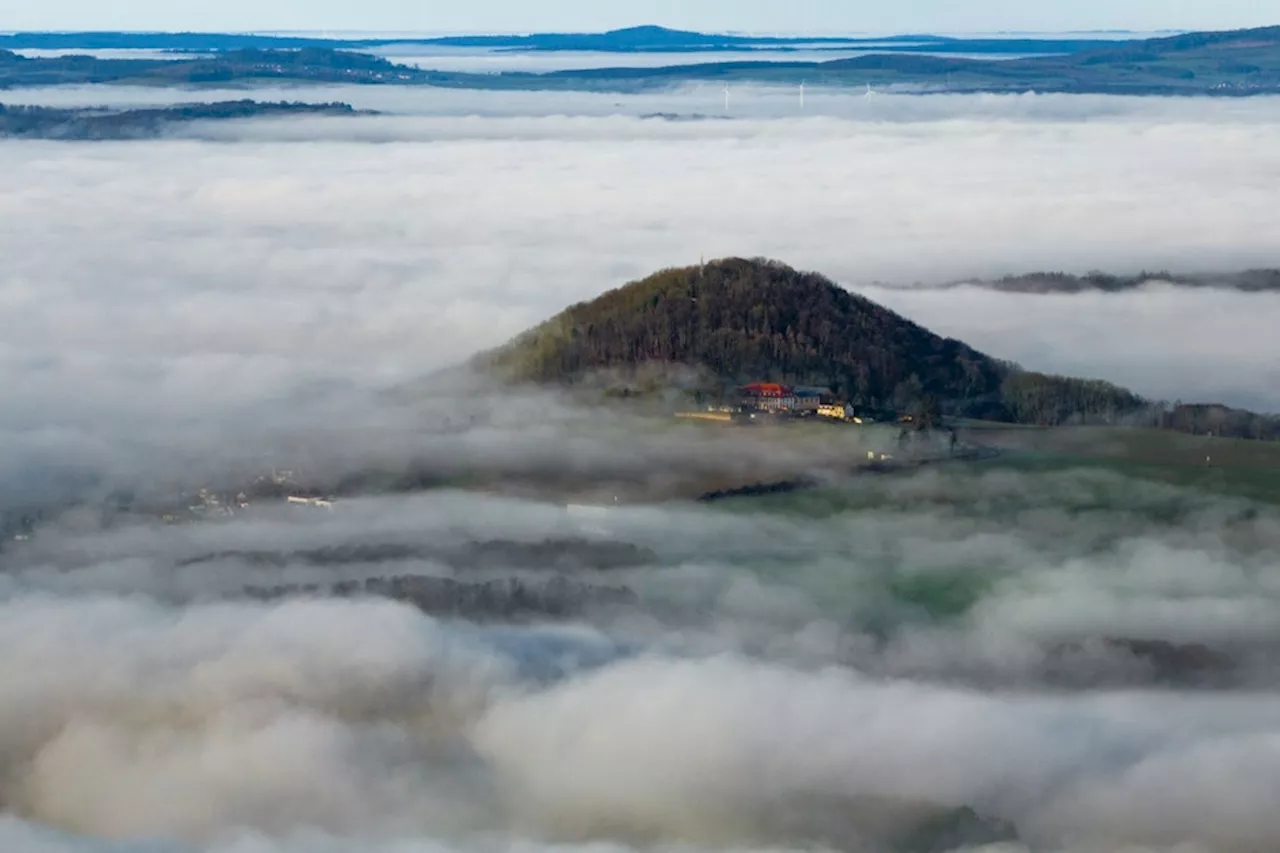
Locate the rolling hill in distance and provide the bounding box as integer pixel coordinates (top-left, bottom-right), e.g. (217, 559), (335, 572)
(476, 258), (1280, 440)
(0, 24), (1277, 95)
(0, 100), (363, 139)
(0, 25), (1127, 54)
(941, 268), (1280, 293)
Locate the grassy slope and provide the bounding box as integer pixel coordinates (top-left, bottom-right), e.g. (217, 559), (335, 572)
(960, 424), (1280, 502)
(960, 424), (1280, 467)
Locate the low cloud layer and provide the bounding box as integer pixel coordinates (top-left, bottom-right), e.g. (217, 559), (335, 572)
(3, 84), (1280, 853)
(5, 454), (1280, 852)
(3, 565), (1280, 852)
(861, 284), (1280, 410)
(2, 90), (1279, 437)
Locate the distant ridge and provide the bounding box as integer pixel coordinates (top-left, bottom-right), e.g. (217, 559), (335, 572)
(0, 25), (1123, 55)
(2, 24), (1277, 95)
(0, 100), (364, 140)
(926, 268), (1280, 294)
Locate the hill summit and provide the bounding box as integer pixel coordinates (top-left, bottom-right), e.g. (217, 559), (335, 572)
(476, 258), (1167, 427)
(481, 259), (999, 410)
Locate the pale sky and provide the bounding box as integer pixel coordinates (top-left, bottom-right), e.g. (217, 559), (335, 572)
(0, 0), (1273, 35)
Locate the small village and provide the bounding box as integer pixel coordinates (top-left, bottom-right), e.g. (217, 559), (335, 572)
(676, 381), (890, 425)
(155, 470), (337, 525)
(673, 381), (975, 473)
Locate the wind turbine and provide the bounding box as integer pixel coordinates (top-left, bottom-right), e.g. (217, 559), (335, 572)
(864, 82), (875, 99)
(800, 81), (806, 110)
(723, 83), (731, 113)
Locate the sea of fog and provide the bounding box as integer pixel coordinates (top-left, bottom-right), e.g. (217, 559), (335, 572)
(10, 48), (203, 61)
(2, 86), (1279, 411)
(2, 69), (1280, 853)
(5, 459), (1280, 853)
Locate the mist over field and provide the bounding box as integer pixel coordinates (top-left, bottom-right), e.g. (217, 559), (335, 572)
(3, 74), (1280, 853)
(6, 469), (1280, 853)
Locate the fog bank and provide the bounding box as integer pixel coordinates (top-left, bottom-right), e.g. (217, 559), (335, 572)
(2, 93), (1279, 430)
(3, 84), (1279, 853)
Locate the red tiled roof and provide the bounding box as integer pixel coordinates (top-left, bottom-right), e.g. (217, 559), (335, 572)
(741, 382), (794, 397)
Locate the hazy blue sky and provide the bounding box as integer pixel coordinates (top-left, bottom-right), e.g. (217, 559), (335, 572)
(0, 0), (1273, 35)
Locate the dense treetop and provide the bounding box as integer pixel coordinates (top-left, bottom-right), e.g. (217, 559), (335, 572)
(482, 259), (997, 402)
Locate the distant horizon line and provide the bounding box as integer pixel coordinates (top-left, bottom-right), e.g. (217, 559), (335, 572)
(0, 26), (1188, 40)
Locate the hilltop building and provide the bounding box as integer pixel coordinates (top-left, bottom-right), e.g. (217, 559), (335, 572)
(793, 386), (831, 414)
(738, 382), (845, 416)
(740, 382), (798, 413)
(819, 402), (859, 421)
(676, 381), (868, 424)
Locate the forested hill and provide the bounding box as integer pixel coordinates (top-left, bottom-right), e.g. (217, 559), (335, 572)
(481, 258), (1001, 403)
(476, 258), (1152, 426)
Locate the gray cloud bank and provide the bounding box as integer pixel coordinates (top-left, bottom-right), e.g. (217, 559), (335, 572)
(3, 588), (1280, 852)
(3, 463), (1280, 850)
(3, 87), (1280, 852)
